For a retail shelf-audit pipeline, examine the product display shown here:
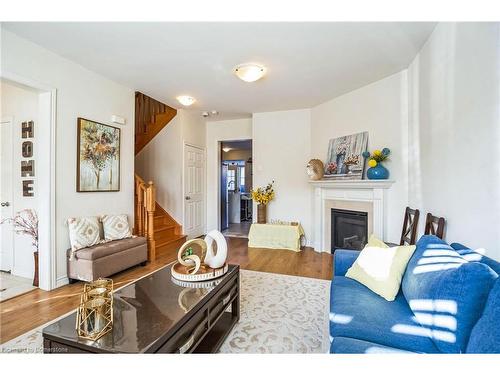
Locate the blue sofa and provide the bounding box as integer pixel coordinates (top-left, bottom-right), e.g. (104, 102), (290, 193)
(329, 235), (500, 353)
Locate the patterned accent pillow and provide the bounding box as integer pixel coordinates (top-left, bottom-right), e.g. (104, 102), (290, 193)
(101, 214), (132, 241)
(67, 216), (101, 253)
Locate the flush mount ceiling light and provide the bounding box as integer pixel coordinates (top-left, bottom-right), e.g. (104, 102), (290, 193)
(234, 63), (266, 82)
(222, 147), (232, 153)
(176, 95), (196, 106)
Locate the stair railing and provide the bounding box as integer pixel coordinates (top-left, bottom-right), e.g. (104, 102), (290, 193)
(134, 174), (156, 261)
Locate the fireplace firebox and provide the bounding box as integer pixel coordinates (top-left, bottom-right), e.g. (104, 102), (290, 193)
(331, 208), (368, 253)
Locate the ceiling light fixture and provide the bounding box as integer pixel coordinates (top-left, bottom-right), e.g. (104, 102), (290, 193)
(234, 63), (266, 82)
(176, 95), (196, 106)
(222, 147), (232, 153)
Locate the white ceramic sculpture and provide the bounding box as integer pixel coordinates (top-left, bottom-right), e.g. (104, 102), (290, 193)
(203, 230), (228, 268)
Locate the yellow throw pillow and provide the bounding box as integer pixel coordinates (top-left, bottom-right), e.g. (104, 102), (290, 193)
(366, 233), (389, 248)
(346, 244), (416, 301)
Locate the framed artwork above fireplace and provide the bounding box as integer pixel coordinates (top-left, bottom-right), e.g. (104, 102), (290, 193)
(324, 131), (368, 180)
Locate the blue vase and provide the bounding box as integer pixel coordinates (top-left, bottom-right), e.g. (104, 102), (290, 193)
(367, 164), (389, 180)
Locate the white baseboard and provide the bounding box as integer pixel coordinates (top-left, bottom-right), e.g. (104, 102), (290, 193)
(56, 275), (69, 288)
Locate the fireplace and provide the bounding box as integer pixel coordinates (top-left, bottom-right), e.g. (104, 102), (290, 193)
(331, 208), (368, 253)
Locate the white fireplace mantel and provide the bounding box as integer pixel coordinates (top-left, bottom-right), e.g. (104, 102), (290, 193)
(309, 179), (395, 252)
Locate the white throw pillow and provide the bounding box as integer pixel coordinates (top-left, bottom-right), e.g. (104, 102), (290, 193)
(366, 233), (389, 248)
(346, 243), (416, 301)
(101, 214), (132, 241)
(67, 216), (101, 252)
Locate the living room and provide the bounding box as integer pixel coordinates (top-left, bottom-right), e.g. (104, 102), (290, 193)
(1, 0), (499, 372)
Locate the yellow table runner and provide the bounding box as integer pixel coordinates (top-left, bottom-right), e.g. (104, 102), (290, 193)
(248, 223), (305, 252)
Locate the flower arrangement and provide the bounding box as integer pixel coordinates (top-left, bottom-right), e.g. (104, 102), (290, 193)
(343, 154), (360, 166)
(335, 141), (349, 155)
(251, 181), (275, 205)
(363, 148), (391, 168)
(0, 209), (39, 252)
(326, 162), (337, 174)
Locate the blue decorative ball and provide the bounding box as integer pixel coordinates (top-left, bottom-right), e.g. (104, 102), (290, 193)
(382, 148), (391, 156)
(362, 151), (370, 158)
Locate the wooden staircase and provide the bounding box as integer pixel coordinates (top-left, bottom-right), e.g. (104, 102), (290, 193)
(134, 174), (187, 261)
(134, 92), (185, 262)
(153, 203), (187, 256)
(135, 91), (177, 154)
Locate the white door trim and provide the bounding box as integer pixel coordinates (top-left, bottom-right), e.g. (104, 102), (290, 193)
(1, 71), (57, 291)
(182, 142), (206, 237)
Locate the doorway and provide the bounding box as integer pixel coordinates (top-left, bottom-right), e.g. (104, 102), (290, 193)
(1, 118), (14, 273)
(220, 140), (253, 238)
(0, 75), (56, 294)
(0, 83), (40, 300)
(183, 143), (205, 238)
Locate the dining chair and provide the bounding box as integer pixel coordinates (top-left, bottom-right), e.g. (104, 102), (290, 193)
(424, 212), (446, 239)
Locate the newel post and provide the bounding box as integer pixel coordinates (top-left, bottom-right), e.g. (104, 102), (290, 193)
(146, 181), (156, 261)
(136, 182), (144, 236)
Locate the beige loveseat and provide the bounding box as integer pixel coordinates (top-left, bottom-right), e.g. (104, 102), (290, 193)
(67, 236), (148, 283)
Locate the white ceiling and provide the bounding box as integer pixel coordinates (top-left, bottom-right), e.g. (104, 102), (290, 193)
(3, 22), (436, 117)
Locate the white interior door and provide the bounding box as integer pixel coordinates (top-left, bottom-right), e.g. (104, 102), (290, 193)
(184, 144), (205, 238)
(1, 118), (14, 272)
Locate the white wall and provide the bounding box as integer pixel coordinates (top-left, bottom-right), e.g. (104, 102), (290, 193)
(1, 29), (135, 286)
(181, 109), (206, 149)
(135, 109), (206, 225)
(311, 71), (409, 244)
(253, 109), (312, 243)
(136, 116), (183, 222)
(0, 81), (40, 278)
(408, 23), (500, 260)
(205, 118), (252, 231)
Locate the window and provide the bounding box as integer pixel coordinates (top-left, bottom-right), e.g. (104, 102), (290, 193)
(239, 167), (245, 192)
(227, 169), (236, 191)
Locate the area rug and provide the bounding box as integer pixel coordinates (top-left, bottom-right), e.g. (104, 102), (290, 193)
(219, 270), (330, 353)
(0, 272), (37, 302)
(1, 270), (330, 354)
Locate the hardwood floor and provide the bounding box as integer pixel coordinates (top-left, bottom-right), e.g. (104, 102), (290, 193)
(226, 237), (333, 280)
(0, 237), (332, 344)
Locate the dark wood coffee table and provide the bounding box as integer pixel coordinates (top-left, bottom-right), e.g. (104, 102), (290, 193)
(43, 264), (240, 353)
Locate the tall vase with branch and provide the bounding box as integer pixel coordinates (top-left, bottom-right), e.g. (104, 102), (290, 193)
(251, 181), (275, 224)
(0, 209), (39, 286)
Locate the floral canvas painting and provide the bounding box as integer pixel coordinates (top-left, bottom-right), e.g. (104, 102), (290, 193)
(324, 131), (368, 180)
(77, 118), (120, 192)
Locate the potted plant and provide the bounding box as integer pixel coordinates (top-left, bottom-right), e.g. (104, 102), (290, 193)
(363, 148), (391, 180)
(0, 209), (39, 286)
(251, 181), (275, 224)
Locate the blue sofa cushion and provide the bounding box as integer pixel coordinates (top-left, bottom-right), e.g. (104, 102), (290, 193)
(330, 337), (416, 354)
(466, 278), (500, 353)
(334, 249), (360, 276)
(402, 235), (498, 353)
(330, 276), (439, 353)
(450, 242), (500, 275)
